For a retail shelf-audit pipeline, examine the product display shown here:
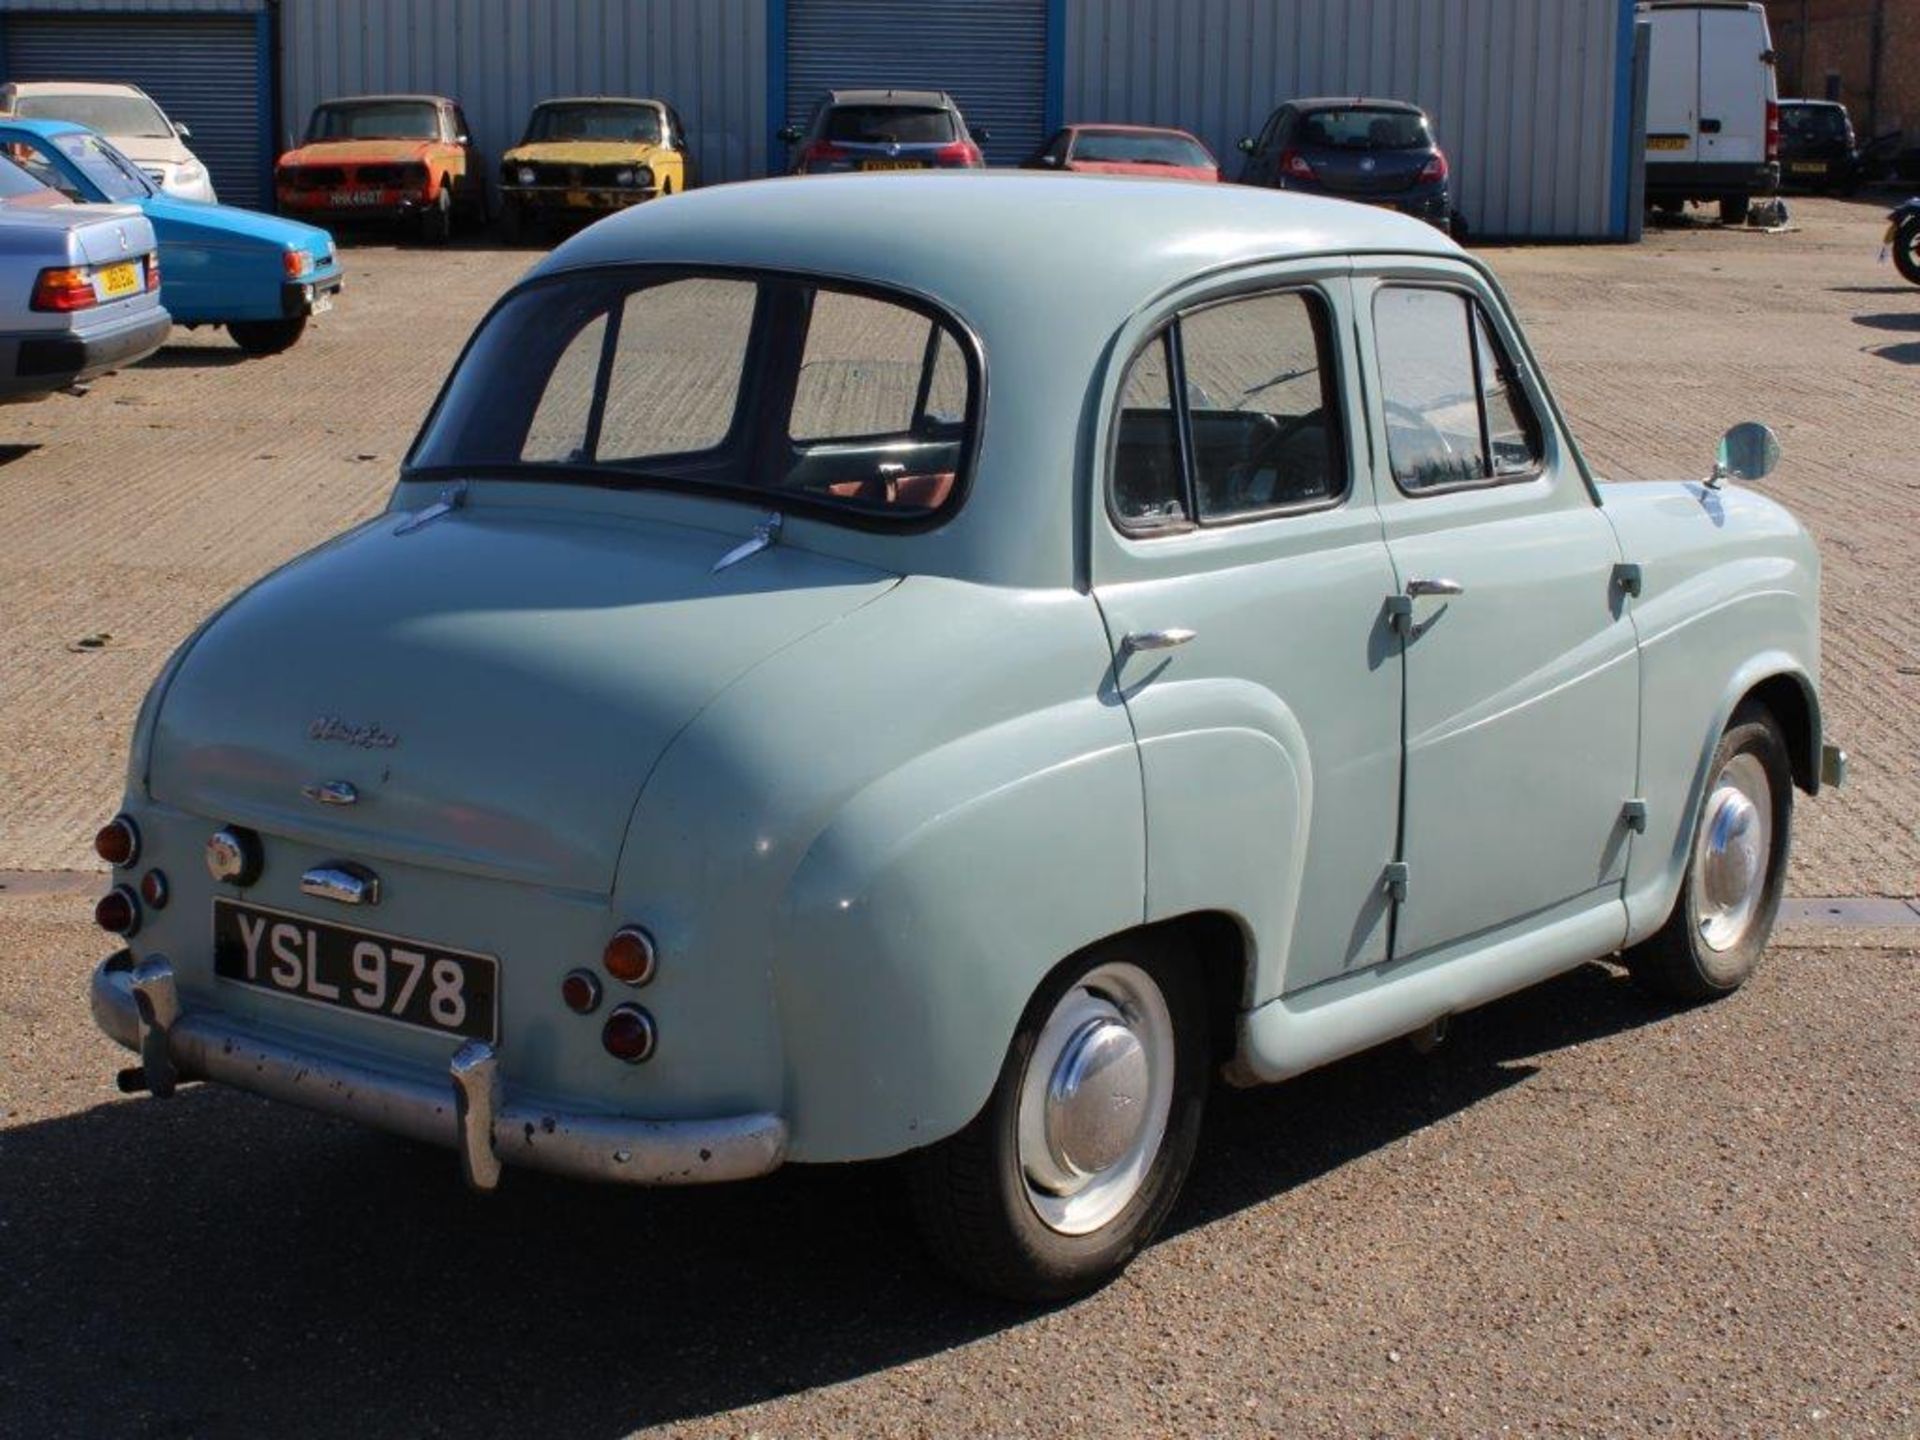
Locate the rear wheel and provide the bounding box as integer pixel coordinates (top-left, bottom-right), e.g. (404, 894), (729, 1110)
(1624, 706), (1792, 1002)
(1650, 196), (1685, 219)
(227, 316), (307, 357)
(1894, 219), (1920, 286)
(908, 935), (1208, 1302)
(1719, 194), (1752, 226)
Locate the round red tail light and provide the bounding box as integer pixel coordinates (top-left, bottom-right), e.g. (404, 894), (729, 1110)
(94, 815), (140, 868)
(602, 926), (657, 987)
(560, 968), (602, 1014)
(94, 885), (141, 937)
(601, 1004), (656, 1063)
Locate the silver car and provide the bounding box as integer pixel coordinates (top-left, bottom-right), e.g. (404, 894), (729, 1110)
(0, 154), (168, 403)
(2, 80), (217, 203)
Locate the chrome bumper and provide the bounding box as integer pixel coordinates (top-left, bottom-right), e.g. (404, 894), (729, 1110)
(1821, 742), (1848, 790)
(90, 953), (787, 1190)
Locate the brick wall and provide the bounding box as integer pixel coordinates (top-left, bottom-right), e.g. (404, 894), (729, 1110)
(1766, 0), (1919, 140)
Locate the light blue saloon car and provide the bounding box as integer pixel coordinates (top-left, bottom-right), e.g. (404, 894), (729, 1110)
(0, 118), (341, 355)
(84, 174), (1844, 1300)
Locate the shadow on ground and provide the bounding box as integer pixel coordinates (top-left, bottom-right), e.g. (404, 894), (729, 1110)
(138, 343), (254, 370)
(1852, 311), (1920, 332)
(0, 963), (1674, 1438)
(0, 443), (41, 466)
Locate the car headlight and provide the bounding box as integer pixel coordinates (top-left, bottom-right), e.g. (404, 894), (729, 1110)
(614, 167), (637, 187)
(636, 165), (654, 189)
(177, 160), (204, 183)
(282, 249), (314, 279)
(516, 165), (536, 186)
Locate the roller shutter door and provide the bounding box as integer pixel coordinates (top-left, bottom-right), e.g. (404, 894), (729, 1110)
(786, 0), (1046, 166)
(4, 16), (265, 210)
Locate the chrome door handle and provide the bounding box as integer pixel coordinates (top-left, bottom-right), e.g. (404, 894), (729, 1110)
(1123, 628), (1197, 653)
(1406, 578), (1465, 598)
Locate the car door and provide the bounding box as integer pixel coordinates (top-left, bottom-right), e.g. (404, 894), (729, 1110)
(1241, 107), (1288, 186)
(1357, 265), (1639, 962)
(1091, 266), (1405, 1003)
(1698, 6), (1768, 168)
(1645, 7), (1701, 163)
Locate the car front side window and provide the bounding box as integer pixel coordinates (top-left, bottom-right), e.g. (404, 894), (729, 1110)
(1373, 286), (1542, 493)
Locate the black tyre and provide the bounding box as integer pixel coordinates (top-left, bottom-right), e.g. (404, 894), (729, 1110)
(908, 934), (1209, 1303)
(227, 316), (308, 357)
(420, 183), (453, 244)
(1719, 194), (1752, 226)
(1894, 219), (1920, 287)
(1624, 705), (1792, 1003)
(500, 199), (525, 245)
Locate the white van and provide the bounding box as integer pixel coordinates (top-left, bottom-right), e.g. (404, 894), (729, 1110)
(1639, 0), (1780, 223)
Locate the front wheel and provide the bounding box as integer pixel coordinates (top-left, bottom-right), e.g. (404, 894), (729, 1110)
(1624, 705), (1792, 1002)
(227, 316), (308, 357)
(907, 936), (1208, 1302)
(420, 183), (453, 244)
(1894, 219), (1920, 286)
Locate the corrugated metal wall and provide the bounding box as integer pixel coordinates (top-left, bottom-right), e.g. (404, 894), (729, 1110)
(277, 0), (767, 188)
(1062, 0), (1629, 238)
(784, 0), (1048, 166)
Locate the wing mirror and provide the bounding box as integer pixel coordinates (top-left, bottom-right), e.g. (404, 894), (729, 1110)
(778, 124), (802, 145)
(975, 127), (992, 142)
(175, 123), (193, 140)
(1237, 136), (1257, 154)
(1708, 422), (1780, 488)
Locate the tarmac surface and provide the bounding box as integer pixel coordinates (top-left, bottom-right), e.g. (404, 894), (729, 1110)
(0, 194), (1914, 1437)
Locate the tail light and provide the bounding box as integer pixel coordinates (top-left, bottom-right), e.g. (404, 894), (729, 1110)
(602, 1004), (657, 1063)
(146, 254), (161, 291)
(561, 969), (602, 1014)
(94, 814), (141, 867)
(1765, 101), (1780, 163)
(31, 266), (98, 313)
(931, 140), (984, 168)
(1279, 148), (1316, 182)
(95, 885), (141, 937)
(603, 926), (657, 987)
(1419, 150), (1451, 185)
(801, 140), (849, 167)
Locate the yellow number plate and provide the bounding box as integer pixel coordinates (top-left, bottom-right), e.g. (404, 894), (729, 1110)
(1790, 162), (1826, 173)
(860, 160), (922, 172)
(98, 261), (140, 298)
(1647, 135), (1689, 152)
(565, 189), (593, 207)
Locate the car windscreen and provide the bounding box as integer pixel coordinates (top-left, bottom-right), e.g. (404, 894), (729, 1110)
(50, 131), (155, 201)
(409, 269), (978, 526)
(1072, 130), (1212, 167)
(14, 92), (171, 138)
(307, 102), (439, 141)
(1299, 108), (1432, 151)
(526, 104), (663, 144)
(1781, 105), (1849, 140)
(0, 153), (54, 201)
(823, 105), (956, 145)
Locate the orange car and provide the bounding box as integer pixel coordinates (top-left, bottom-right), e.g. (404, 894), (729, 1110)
(276, 94), (485, 242)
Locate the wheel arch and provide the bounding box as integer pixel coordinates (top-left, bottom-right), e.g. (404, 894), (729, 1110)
(1739, 668), (1821, 796)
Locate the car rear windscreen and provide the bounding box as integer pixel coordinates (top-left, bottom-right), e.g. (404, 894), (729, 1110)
(1300, 109), (1431, 151)
(1781, 106), (1848, 141)
(823, 106), (957, 145)
(1074, 131), (1212, 168)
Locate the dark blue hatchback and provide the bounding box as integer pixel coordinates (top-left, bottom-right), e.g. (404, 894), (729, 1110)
(1237, 98), (1452, 233)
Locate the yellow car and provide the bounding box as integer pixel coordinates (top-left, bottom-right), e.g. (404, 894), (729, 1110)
(499, 97), (691, 232)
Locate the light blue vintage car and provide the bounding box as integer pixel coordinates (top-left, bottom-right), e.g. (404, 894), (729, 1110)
(0, 118), (342, 355)
(86, 174), (1843, 1300)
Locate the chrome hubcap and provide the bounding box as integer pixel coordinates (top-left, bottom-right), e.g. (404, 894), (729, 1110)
(1694, 752), (1772, 953)
(1018, 961), (1174, 1236)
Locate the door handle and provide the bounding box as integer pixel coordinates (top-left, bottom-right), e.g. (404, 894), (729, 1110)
(1405, 578), (1465, 598)
(1699, 117), (1723, 134)
(1123, 627), (1197, 653)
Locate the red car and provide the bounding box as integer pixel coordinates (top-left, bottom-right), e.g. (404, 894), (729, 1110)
(1024, 123), (1219, 181)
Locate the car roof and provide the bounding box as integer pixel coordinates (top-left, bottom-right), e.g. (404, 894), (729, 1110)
(1289, 97), (1426, 114)
(315, 94), (451, 107)
(0, 117), (87, 138)
(1066, 122), (1202, 138)
(825, 89), (952, 108)
(542, 171), (1458, 318)
(1780, 98), (1844, 109)
(5, 80), (153, 98)
(535, 96), (664, 108)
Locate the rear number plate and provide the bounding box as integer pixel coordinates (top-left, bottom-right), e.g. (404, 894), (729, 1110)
(1647, 135), (1689, 152)
(213, 898), (498, 1042)
(1791, 162), (1826, 173)
(860, 160), (922, 171)
(98, 261), (140, 298)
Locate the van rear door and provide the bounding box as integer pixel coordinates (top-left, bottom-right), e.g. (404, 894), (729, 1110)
(1698, 6), (1772, 167)
(1645, 7), (1700, 163)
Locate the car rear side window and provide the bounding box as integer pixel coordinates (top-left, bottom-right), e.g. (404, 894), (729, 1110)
(411, 267), (979, 526)
(1110, 288), (1346, 533)
(1373, 286), (1542, 492)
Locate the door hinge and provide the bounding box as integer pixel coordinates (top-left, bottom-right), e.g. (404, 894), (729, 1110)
(1621, 798), (1649, 833)
(1612, 562), (1644, 599)
(1383, 861), (1410, 903)
(1384, 593), (1413, 634)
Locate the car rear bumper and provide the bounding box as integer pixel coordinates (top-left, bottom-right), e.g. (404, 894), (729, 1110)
(1643, 160), (1781, 197)
(1276, 178), (1450, 228)
(0, 305), (170, 399)
(90, 951), (790, 1190)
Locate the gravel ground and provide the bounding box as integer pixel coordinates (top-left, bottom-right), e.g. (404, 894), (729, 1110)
(1, 196), (1915, 1438)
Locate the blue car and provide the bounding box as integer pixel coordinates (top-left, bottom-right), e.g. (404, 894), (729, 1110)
(1237, 98), (1454, 235)
(0, 118), (342, 354)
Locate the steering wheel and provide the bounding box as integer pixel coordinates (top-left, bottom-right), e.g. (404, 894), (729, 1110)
(1382, 399), (1458, 469)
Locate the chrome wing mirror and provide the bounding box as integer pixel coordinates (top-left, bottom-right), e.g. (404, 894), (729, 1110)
(1707, 422), (1780, 489)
